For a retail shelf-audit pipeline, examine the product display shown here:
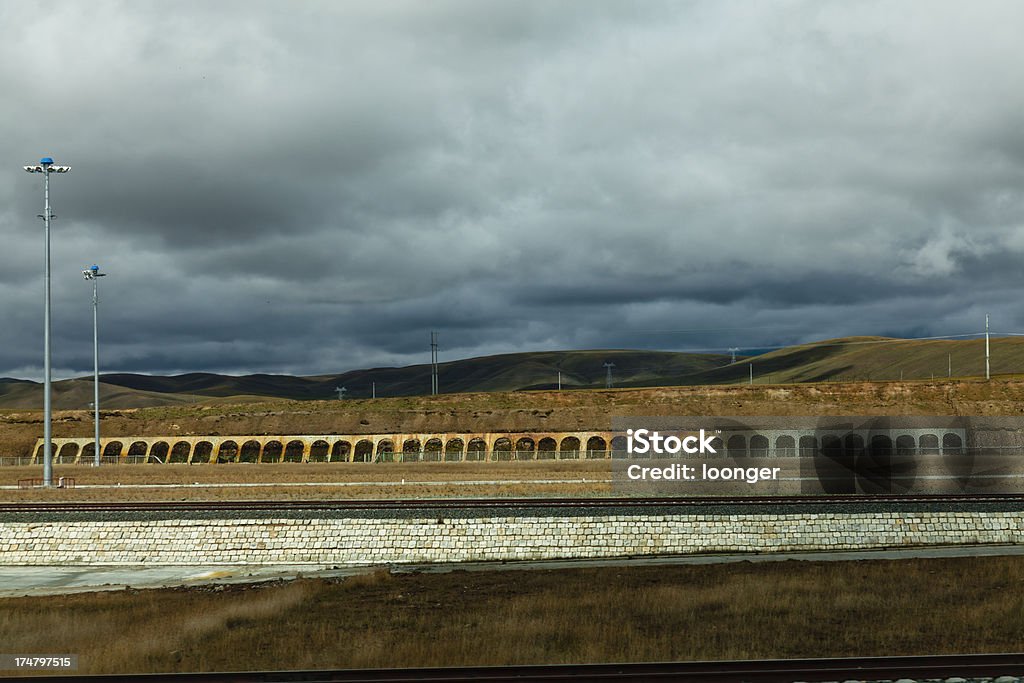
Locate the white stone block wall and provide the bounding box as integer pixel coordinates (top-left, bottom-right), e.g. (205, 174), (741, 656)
(0, 511), (1021, 566)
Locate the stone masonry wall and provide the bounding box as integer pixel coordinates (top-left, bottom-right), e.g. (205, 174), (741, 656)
(1, 510), (1022, 566)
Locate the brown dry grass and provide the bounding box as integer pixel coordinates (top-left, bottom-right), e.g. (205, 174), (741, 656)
(1, 556), (1022, 675)
(5, 377), (1024, 459)
(0, 462), (614, 501)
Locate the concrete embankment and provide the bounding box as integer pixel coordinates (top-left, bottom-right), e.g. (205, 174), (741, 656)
(1, 500), (1021, 566)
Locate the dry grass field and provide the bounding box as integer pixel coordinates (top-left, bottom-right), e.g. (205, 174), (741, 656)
(3, 377), (1024, 460)
(0, 462), (614, 501)
(1, 556), (1021, 675)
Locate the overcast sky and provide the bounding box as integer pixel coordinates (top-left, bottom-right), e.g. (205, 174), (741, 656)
(2, 1), (1024, 379)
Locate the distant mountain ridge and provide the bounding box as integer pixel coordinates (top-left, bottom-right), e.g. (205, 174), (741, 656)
(3, 337), (1024, 410)
(0, 349), (731, 409)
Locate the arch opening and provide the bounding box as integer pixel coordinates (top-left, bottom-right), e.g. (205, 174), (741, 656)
(261, 441), (283, 464)
(309, 440), (330, 463)
(444, 438), (464, 462)
(192, 441), (214, 464)
(169, 441), (191, 464)
(217, 440), (239, 463)
(239, 440), (261, 463)
(353, 440), (373, 463)
(284, 440), (305, 463)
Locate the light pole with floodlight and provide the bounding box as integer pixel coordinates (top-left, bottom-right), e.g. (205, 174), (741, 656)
(23, 157), (70, 488)
(83, 265), (106, 466)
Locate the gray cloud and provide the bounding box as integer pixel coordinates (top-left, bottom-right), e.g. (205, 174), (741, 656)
(2, 1), (1024, 380)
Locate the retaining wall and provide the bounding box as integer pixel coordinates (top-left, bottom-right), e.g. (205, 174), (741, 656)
(1, 503), (1022, 566)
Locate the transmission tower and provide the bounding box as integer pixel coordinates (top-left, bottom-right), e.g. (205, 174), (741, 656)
(603, 362), (615, 388)
(334, 386), (347, 400)
(729, 347), (739, 363)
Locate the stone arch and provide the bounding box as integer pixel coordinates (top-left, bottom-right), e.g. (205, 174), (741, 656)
(424, 438), (443, 462)
(708, 436), (724, 457)
(919, 433), (940, 455)
(217, 440), (239, 463)
(537, 437), (557, 460)
(514, 437), (535, 461)
(493, 437), (513, 461)
(799, 435), (818, 457)
(896, 435), (916, 456)
(402, 439), (421, 462)
(309, 440), (330, 462)
(239, 440), (261, 463)
(284, 440), (305, 463)
(610, 435), (627, 458)
(58, 442), (80, 463)
(126, 440), (148, 461)
(586, 436), (606, 459)
(844, 434), (865, 458)
(354, 439), (374, 463)
(775, 435), (796, 457)
(192, 441), (214, 464)
(444, 438), (464, 462)
(170, 441), (191, 463)
(35, 444), (44, 461)
(870, 435), (893, 456)
(81, 443), (96, 462)
(559, 437), (580, 458)
(330, 440), (351, 463)
(466, 438), (487, 462)
(376, 439), (394, 461)
(102, 441), (123, 462)
(942, 433), (964, 455)
(726, 435), (746, 458)
(261, 440), (283, 463)
(150, 441), (169, 463)
(749, 435), (769, 457)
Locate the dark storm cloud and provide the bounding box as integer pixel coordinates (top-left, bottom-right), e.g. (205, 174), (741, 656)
(2, 1), (1024, 379)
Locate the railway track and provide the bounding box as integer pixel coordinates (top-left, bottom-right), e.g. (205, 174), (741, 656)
(20, 653), (1024, 682)
(2, 493), (1024, 513)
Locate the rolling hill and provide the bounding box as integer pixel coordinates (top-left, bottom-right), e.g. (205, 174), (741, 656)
(3, 336), (1024, 409)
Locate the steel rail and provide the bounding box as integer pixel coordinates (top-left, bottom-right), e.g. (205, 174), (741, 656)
(19, 653), (1024, 682)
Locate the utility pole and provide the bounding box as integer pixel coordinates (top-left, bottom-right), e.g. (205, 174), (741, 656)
(83, 265), (106, 466)
(749, 364), (753, 385)
(729, 347), (739, 363)
(430, 331), (439, 395)
(371, 382), (376, 399)
(985, 313), (991, 380)
(948, 354), (951, 378)
(23, 157), (71, 487)
(557, 370), (561, 391)
(603, 362), (615, 389)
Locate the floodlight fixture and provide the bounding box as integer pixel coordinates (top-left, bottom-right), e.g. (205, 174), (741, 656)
(85, 265), (107, 466)
(23, 156), (71, 487)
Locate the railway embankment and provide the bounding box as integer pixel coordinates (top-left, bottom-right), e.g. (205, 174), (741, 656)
(1, 497), (1021, 566)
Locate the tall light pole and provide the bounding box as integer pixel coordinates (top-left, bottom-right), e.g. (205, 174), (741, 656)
(83, 265), (106, 466)
(23, 157), (71, 487)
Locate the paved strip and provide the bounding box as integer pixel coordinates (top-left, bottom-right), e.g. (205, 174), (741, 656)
(2, 544), (1023, 598)
(0, 479), (610, 490)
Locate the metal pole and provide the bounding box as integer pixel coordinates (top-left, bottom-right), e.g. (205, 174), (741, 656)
(749, 364), (753, 385)
(372, 382), (375, 399)
(948, 353), (951, 379)
(92, 276), (100, 466)
(557, 370), (561, 391)
(42, 167), (53, 487)
(986, 313), (991, 380)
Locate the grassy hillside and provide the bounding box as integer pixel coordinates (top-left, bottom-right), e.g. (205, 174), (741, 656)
(20, 349), (729, 407)
(653, 336), (1024, 386)
(4, 337), (1024, 410)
